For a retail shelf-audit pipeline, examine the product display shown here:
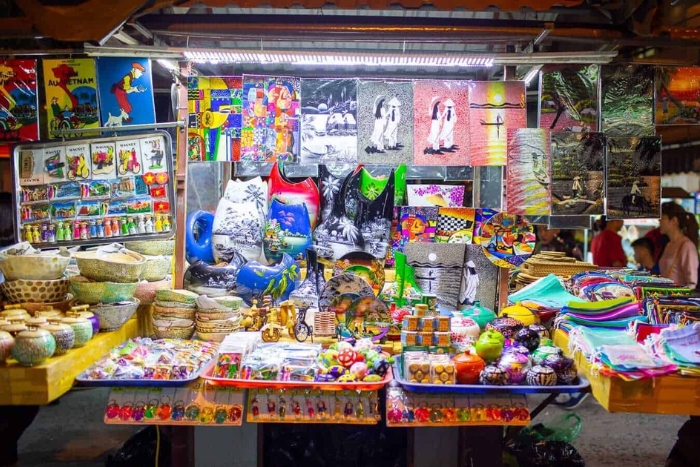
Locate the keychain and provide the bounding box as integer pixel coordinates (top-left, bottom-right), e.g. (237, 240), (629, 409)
(278, 390), (287, 420)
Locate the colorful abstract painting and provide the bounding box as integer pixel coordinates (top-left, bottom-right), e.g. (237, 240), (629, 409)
(435, 207), (475, 243)
(550, 132), (605, 216)
(506, 128), (551, 216)
(656, 67), (700, 125)
(606, 136), (662, 219)
(473, 208), (497, 245)
(241, 75), (300, 162)
(601, 65), (655, 136)
(413, 80), (470, 166)
(539, 65), (598, 132)
(406, 184), (465, 207)
(468, 81), (526, 166)
(96, 57), (155, 127)
(42, 58), (100, 139)
(400, 206), (438, 243)
(0, 59), (38, 152)
(187, 76), (242, 162)
(300, 78), (357, 164)
(357, 80), (413, 165)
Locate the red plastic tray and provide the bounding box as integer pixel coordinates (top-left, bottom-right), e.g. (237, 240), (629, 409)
(201, 360), (392, 391)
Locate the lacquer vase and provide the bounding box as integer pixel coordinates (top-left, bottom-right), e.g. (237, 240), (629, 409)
(267, 162), (320, 229)
(263, 199), (313, 264)
(186, 252), (247, 297)
(211, 198), (264, 263)
(185, 211), (215, 264)
(223, 176), (268, 217)
(235, 253), (300, 306)
(355, 169), (395, 260)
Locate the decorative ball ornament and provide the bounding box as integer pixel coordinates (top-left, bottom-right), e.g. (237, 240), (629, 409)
(338, 348), (358, 367)
(349, 362), (368, 379)
(337, 373), (357, 382)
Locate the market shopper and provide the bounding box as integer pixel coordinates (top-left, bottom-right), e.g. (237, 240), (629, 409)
(534, 226), (583, 261)
(632, 237), (660, 274)
(0, 192), (40, 467)
(590, 217), (627, 268)
(658, 202), (699, 289)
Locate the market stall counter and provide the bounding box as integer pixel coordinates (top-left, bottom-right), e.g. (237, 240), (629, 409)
(0, 318), (138, 405)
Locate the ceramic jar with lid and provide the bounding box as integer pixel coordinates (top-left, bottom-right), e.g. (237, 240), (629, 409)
(2, 319), (28, 337)
(70, 305), (99, 336)
(35, 306), (62, 319)
(497, 351), (531, 384)
(61, 313), (93, 348)
(514, 327), (541, 352)
(0, 306), (30, 321)
(479, 365), (508, 386)
(452, 349), (486, 384)
(532, 344), (561, 366)
(485, 315), (524, 339)
(460, 301), (496, 330)
(526, 365), (557, 386)
(542, 350), (578, 385)
(11, 326), (56, 366)
(0, 330), (14, 363)
(40, 319), (75, 356)
(474, 329), (505, 363)
(25, 316), (48, 327)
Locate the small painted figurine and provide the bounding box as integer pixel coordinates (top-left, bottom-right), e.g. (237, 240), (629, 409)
(292, 401), (301, 419)
(306, 398), (315, 419)
(317, 400), (327, 419)
(344, 401), (354, 419)
(267, 399), (276, 418)
(251, 396), (260, 418)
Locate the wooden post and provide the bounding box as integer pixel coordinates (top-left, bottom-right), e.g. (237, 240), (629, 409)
(174, 62), (189, 289)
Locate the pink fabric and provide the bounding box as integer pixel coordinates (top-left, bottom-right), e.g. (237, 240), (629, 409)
(659, 236), (699, 288)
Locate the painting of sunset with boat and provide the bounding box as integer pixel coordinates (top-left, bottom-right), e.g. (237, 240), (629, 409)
(468, 81), (526, 166)
(656, 67), (700, 125)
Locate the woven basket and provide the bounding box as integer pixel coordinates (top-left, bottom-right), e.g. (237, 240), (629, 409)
(195, 319), (240, 333)
(196, 309), (241, 321)
(154, 323), (195, 339)
(314, 311), (336, 337)
(153, 304), (196, 320)
(521, 259), (597, 277)
(196, 330), (230, 342)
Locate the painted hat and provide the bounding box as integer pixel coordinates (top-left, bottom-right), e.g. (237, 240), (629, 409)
(387, 97), (402, 107)
(132, 62), (146, 71)
(429, 96), (441, 114)
(374, 95), (386, 108)
(443, 98), (455, 107)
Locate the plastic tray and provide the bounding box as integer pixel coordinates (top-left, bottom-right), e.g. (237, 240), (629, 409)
(393, 357), (590, 394)
(75, 358), (215, 388)
(201, 360), (392, 391)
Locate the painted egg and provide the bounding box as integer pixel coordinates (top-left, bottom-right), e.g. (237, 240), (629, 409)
(373, 358), (390, 377)
(363, 374), (382, 382)
(321, 349), (340, 367)
(526, 365), (557, 386)
(337, 374), (357, 383)
(350, 362), (368, 379)
(338, 348), (358, 367)
(479, 365), (509, 386)
(316, 372), (337, 382)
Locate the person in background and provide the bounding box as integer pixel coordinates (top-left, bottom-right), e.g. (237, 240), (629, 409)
(645, 226), (668, 262)
(591, 216), (627, 267)
(658, 202), (699, 289)
(632, 237), (660, 274)
(534, 226), (583, 261)
(0, 193), (40, 467)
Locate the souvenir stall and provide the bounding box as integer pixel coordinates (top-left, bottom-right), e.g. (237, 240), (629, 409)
(3, 17), (700, 466)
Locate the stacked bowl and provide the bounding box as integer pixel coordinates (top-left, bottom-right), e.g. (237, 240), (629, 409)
(126, 240), (174, 305)
(70, 245), (143, 333)
(0, 244), (72, 309)
(152, 289), (198, 338)
(195, 296), (243, 342)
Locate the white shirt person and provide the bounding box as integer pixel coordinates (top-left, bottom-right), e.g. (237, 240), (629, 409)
(384, 97), (402, 149)
(438, 98), (457, 149)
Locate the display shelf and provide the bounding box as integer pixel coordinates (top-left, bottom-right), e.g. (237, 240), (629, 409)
(76, 356), (216, 388)
(246, 388), (381, 425)
(0, 319), (139, 405)
(385, 386), (530, 427)
(103, 381), (244, 426)
(553, 329), (700, 416)
(393, 357), (589, 394)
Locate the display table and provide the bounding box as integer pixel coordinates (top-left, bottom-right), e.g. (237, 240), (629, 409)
(0, 319), (139, 405)
(553, 329), (700, 416)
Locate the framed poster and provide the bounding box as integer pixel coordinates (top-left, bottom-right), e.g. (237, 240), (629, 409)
(656, 67), (700, 126)
(539, 65), (598, 132)
(187, 76), (242, 162)
(0, 59), (38, 147)
(506, 128), (551, 216)
(601, 65), (654, 136)
(96, 57), (155, 127)
(42, 58), (100, 139)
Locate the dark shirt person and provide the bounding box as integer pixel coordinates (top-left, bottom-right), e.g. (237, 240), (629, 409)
(534, 226), (583, 261)
(632, 237), (660, 275)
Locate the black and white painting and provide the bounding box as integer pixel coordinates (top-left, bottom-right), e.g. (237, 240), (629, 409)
(461, 245), (499, 311)
(405, 243), (466, 308)
(300, 78), (358, 164)
(358, 80), (414, 165)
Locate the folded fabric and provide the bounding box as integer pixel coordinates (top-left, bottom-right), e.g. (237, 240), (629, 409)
(661, 324), (700, 365)
(509, 274), (584, 309)
(558, 314), (647, 329)
(563, 296), (636, 313)
(569, 326), (636, 357)
(563, 303), (641, 322)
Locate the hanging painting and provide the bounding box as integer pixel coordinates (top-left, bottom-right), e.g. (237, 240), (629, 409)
(406, 184), (465, 207)
(462, 244), (499, 311)
(96, 57), (155, 127)
(357, 80), (414, 165)
(550, 132), (605, 216)
(539, 65), (598, 132)
(405, 243), (466, 308)
(468, 81), (526, 166)
(0, 59), (38, 151)
(655, 67), (700, 125)
(605, 136), (662, 219)
(42, 58), (100, 139)
(300, 78), (358, 164)
(601, 65), (655, 136)
(187, 76), (242, 162)
(435, 207), (476, 243)
(400, 206), (438, 243)
(241, 75), (300, 162)
(506, 128), (551, 216)
(413, 80), (470, 166)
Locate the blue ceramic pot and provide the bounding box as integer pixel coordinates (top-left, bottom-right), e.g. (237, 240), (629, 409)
(235, 253), (300, 305)
(263, 199), (312, 264)
(186, 252), (248, 296)
(185, 211), (215, 264)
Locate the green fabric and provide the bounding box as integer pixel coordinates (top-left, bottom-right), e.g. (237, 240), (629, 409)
(509, 274), (584, 308)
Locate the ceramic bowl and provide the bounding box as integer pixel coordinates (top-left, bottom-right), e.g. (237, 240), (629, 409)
(74, 250), (145, 283)
(125, 239), (175, 256)
(0, 251), (71, 281)
(22, 298), (73, 316)
(1, 278), (70, 304)
(140, 255), (171, 282)
(133, 279), (172, 306)
(70, 276), (137, 305)
(86, 299), (140, 331)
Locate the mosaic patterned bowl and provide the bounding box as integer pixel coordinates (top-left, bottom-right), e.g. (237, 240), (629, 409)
(1, 278), (70, 304)
(125, 239), (175, 256)
(70, 276), (137, 305)
(140, 255), (172, 282)
(74, 250), (145, 283)
(88, 299), (140, 331)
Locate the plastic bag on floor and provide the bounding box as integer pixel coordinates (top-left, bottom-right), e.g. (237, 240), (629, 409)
(506, 437), (585, 467)
(105, 427), (170, 467)
(519, 413), (582, 444)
